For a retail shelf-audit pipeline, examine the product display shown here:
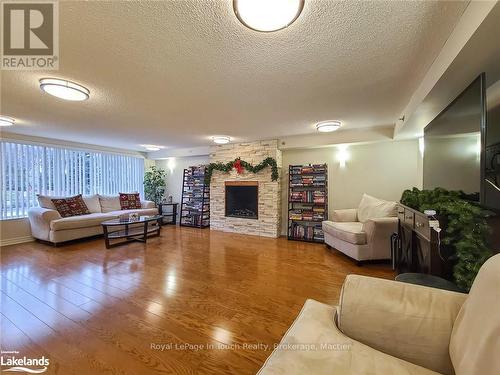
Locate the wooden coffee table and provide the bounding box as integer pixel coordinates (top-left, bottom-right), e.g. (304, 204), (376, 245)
(101, 215), (162, 249)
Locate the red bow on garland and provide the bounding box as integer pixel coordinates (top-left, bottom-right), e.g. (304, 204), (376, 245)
(233, 158), (244, 174)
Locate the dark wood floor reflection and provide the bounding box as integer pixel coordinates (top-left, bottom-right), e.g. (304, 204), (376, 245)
(1, 227), (393, 374)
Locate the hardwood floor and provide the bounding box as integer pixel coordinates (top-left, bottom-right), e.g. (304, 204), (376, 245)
(0, 227), (394, 374)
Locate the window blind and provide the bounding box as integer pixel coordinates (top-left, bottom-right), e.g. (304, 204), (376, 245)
(0, 141), (145, 219)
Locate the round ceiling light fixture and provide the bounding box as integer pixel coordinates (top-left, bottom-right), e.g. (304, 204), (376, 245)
(141, 144), (163, 152)
(212, 136), (231, 144)
(316, 120), (342, 133)
(233, 0), (305, 32)
(0, 116), (15, 127)
(39, 78), (90, 101)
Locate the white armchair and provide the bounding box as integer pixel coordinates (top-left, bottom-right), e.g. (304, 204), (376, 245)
(322, 194), (398, 263)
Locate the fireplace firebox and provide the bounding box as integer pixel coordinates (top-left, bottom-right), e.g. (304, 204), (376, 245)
(225, 181), (258, 219)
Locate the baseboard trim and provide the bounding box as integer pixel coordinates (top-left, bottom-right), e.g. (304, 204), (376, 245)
(0, 235), (35, 247)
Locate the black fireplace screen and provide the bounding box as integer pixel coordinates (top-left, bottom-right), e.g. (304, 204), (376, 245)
(225, 185), (258, 219)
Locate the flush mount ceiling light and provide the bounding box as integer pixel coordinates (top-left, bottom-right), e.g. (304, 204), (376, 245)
(141, 144), (163, 152)
(212, 136), (231, 144)
(234, 0), (304, 32)
(316, 120), (342, 133)
(0, 116), (15, 127)
(39, 78), (90, 101)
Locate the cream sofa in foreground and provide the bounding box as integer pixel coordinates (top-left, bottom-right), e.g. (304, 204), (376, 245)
(322, 194), (398, 263)
(259, 254), (500, 375)
(28, 194), (157, 244)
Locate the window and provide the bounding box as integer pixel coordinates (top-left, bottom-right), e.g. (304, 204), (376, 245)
(0, 141), (145, 219)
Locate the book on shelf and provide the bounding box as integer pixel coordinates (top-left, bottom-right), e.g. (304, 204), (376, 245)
(289, 223), (324, 241)
(290, 190), (325, 203)
(288, 209), (325, 222)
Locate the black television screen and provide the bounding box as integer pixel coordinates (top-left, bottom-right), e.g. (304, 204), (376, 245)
(485, 84), (500, 210)
(423, 74), (485, 203)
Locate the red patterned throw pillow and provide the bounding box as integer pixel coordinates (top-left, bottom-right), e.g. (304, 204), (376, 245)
(119, 193), (142, 210)
(51, 194), (90, 218)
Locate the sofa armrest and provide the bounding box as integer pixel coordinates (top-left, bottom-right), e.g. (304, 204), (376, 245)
(362, 217), (398, 259)
(141, 200), (155, 209)
(332, 208), (358, 222)
(338, 274), (467, 375)
(28, 207), (62, 241)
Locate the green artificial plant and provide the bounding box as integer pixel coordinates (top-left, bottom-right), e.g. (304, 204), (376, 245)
(400, 187), (493, 291)
(144, 166), (166, 204)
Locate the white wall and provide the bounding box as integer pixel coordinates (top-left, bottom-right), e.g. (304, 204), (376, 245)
(281, 139), (421, 235)
(0, 218), (33, 246)
(155, 156), (210, 220)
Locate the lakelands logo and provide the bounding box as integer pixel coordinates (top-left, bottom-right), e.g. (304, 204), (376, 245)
(1, 354), (49, 373)
(1, 0), (59, 70)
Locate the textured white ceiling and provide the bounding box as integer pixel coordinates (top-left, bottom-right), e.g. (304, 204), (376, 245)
(1, 0), (468, 151)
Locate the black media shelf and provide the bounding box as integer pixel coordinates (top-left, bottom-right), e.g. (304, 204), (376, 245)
(180, 166), (210, 228)
(287, 164), (328, 243)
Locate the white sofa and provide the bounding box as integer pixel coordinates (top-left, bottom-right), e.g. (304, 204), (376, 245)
(28, 194), (157, 244)
(322, 194), (398, 263)
(258, 253), (500, 375)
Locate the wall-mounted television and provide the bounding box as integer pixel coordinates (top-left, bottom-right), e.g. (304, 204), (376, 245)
(423, 73), (500, 210)
(485, 84), (500, 211)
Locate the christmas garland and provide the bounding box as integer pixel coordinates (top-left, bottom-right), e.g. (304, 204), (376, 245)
(205, 157), (279, 184)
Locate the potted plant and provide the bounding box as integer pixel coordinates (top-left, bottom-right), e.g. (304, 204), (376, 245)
(144, 166), (166, 206)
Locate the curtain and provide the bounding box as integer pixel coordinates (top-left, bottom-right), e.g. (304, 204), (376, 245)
(0, 141), (145, 219)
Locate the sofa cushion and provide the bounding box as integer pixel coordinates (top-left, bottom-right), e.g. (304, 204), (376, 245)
(108, 208), (159, 217)
(50, 212), (118, 231)
(322, 221), (366, 245)
(357, 193), (397, 223)
(98, 195), (121, 213)
(82, 194), (101, 213)
(119, 192), (142, 209)
(449, 254), (500, 375)
(338, 275), (464, 374)
(38, 194), (102, 213)
(51, 195), (90, 217)
(257, 299), (439, 375)
(50, 225), (104, 243)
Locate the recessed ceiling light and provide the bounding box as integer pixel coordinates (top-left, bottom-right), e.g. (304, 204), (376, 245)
(141, 144), (163, 151)
(39, 78), (90, 101)
(316, 120), (342, 133)
(234, 0), (304, 32)
(212, 136), (231, 144)
(0, 116), (15, 127)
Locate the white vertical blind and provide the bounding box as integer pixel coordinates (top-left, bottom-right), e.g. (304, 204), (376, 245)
(0, 141), (145, 219)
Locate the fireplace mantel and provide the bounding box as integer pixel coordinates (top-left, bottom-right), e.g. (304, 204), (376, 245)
(225, 181), (259, 187)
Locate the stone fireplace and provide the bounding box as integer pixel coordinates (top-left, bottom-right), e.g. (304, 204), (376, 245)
(209, 140), (282, 238)
(225, 181), (258, 219)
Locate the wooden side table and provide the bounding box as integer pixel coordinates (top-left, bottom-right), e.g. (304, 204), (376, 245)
(158, 203), (178, 225)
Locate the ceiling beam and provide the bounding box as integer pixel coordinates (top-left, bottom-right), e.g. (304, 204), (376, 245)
(278, 126), (394, 150)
